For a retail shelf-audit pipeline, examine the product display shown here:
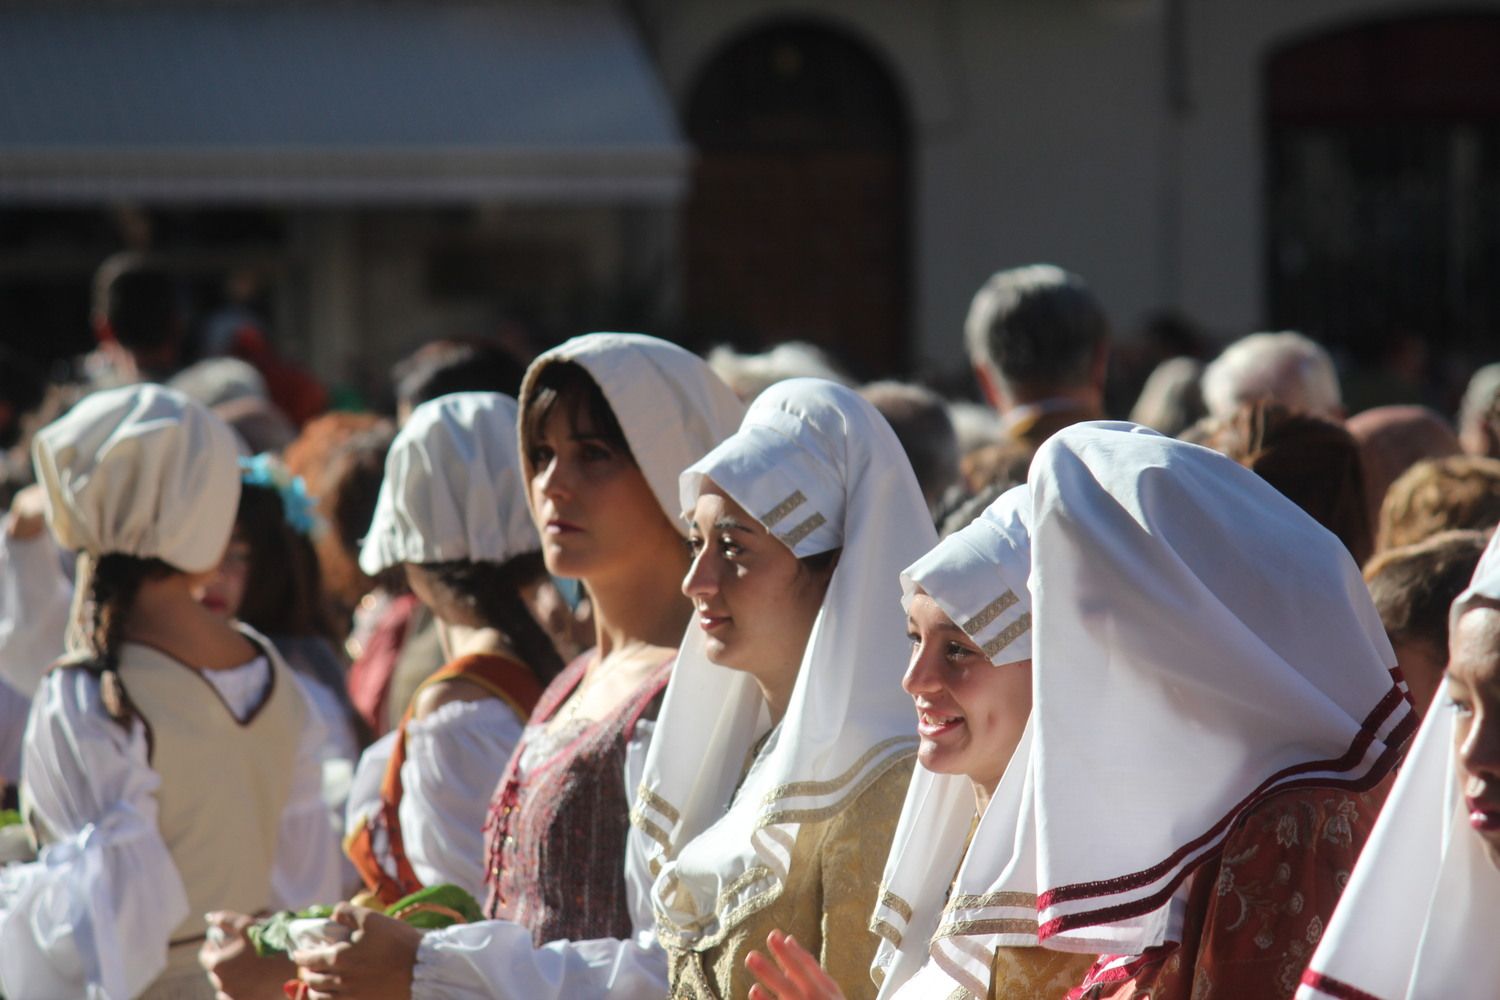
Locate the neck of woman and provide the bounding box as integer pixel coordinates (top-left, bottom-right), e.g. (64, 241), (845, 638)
(435, 621), (515, 662)
(587, 546), (692, 662)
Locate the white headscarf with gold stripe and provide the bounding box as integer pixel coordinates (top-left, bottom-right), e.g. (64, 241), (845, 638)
(870, 485), (1034, 998)
(632, 378), (932, 950)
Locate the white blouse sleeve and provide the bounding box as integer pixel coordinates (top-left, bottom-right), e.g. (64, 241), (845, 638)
(412, 923), (669, 1000)
(0, 530), (71, 696)
(0, 668), (188, 1000)
(409, 713), (670, 999)
(270, 675), (344, 909)
(397, 698), (526, 899)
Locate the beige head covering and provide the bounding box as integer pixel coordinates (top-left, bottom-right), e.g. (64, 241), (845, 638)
(633, 378), (932, 951)
(1301, 528), (1500, 999)
(516, 333), (745, 534)
(359, 392), (533, 573)
(871, 485), (1033, 997)
(32, 383), (241, 653)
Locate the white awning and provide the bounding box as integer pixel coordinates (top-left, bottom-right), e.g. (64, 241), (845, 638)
(0, 3), (689, 204)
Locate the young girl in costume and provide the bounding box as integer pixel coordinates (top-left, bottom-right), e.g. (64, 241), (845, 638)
(198, 455), (365, 766)
(341, 391), (564, 903)
(0, 384), (339, 1000)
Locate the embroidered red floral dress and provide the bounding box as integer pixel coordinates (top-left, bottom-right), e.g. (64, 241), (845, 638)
(1066, 777), (1395, 1000)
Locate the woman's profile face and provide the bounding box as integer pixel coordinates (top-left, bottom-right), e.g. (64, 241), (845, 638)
(902, 591), (1031, 795)
(526, 399), (674, 583)
(682, 484), (828, 687)
(1447, 604), (1500, 869)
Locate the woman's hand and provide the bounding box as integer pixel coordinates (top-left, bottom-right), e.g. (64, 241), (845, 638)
(746, 929), (847, 1000)
(199, 911), (297, 1000)
(292, 903), (421, 1000)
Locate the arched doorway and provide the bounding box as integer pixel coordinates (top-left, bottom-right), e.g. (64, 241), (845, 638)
(1265, 13), (1500, 390)
(683, 19), (910, 377)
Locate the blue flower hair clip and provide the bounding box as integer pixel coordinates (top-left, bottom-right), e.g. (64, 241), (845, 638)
(239, 453), (323, 537)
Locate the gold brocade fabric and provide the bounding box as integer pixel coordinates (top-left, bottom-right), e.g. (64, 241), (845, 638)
(667, 756), (915, 1000)
(988, 948), (1096, 999)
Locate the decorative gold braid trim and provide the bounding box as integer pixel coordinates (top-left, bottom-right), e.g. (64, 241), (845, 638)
(870, 918), (903, 947)
(636, 785), (681, 826)
(878, 888), (914, 922)
(962, 590), (1018, 636)
(947, 889), (1036, 910)
(945, 988), (975, 1000)
(762, 745), (916, 826)
(778, 512), (826, 548)
(629, 808), (673, 854)
(717, 863), (774, 904)
(759, 490), (807, 527)
(982, 613), (1031, 659)
(938, 917), (1038, 937)
(764, 736), (917, 802)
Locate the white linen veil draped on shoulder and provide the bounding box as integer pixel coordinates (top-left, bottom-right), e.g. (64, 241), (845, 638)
(869, 485), (1034, 998)
(925, 421), (1414, 996)
(1298, 528), (1500, 1000)
(516, 333), (746, 535)
(630, 378), (934, 951)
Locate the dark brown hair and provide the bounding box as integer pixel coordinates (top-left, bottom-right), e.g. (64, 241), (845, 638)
(1209, 400), (1373, 566)
(520, 361), (633, 471)
(416, 552), (565, 685)
(88, 553), (177, 726)
(1365, 529), (1488, 651)
(234, 482), (338, 643)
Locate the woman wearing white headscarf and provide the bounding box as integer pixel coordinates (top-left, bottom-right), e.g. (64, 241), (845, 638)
(291, 333), (743, 998)
(951, 421), (1413, 1000)
(633, 378), (927, 997)
(1298, 528), (1500, 1000)
(0, 384), (340, 1000)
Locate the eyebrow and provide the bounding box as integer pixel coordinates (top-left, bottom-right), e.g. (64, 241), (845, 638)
(714, 516), (756, 533)
(908, 614), (967, 636)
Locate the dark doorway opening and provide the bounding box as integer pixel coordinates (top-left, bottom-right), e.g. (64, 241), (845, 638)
(683, 19), (910, 378)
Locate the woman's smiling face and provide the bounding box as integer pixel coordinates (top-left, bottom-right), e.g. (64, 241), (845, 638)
(902, 590), (1032, 795)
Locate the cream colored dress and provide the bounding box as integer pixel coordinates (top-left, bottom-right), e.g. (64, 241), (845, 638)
(667, 757), (915, 1000)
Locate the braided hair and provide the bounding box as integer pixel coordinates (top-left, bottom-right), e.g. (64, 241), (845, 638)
(88, 553), (175, 726)
(418, 552), (565, 686)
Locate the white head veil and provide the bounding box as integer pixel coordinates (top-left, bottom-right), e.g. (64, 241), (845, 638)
(924, 421), (1413, 994)
(632, 378), (934, 950)
(359, 392), (533, 574)
(1299, 529), (1500, 1000)
(32, 384), (242, 654)
(516, 333), (745, 533)
(869, 485), (1033, 997)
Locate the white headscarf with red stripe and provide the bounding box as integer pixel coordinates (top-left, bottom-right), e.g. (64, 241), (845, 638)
(926, 421), (1412, 997)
